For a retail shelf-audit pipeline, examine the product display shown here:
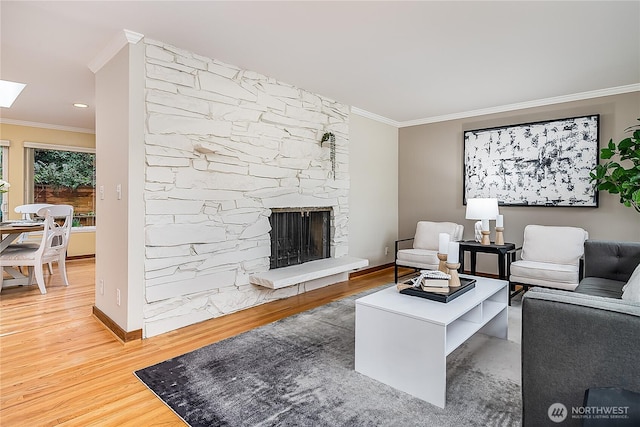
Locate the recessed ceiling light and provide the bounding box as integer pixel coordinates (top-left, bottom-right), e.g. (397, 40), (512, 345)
(0, 80), (26, 108)
(73, 103), (89, 108)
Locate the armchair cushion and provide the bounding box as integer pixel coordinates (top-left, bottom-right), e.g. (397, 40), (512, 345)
(396, 249), (439, 270)
(412, 221), (463, 250)
(521, 225), (588, 265)
(510, 260), (580, 291)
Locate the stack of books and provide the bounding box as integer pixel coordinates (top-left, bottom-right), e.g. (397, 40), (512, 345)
(398, 270), (476, 303)
(406, 270), (450, 293)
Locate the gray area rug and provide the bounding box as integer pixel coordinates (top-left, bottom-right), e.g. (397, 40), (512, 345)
(135, 286), (522, 426)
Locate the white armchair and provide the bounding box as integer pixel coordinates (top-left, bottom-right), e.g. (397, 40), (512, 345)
(509, 224), (589, 301)
(395, 221), (464, 282)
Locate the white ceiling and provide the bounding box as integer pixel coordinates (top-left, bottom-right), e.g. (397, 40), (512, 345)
(1, 1), (639, 132)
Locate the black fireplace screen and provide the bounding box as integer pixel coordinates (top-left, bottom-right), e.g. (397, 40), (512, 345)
(269, 208), (331, 269)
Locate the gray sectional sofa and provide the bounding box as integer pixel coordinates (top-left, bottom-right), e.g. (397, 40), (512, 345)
(521, 240), (640, 426)
(574, 239), (640, 299)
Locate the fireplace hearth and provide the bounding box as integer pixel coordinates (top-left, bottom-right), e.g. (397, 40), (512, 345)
(269, 208), (331, 269)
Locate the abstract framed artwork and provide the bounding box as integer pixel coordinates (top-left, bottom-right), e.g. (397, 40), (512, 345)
(463, 114), (599, 207)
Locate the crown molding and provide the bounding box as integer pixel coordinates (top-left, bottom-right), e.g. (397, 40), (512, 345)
(350, 107), (401, 128)
(0, 118), (95, 134)
(351, 84), (640, 128)
(399, 83), (640, 128)
(88, 29), (144, 74)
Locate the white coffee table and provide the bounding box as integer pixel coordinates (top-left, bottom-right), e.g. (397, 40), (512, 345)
(354, 275), (508, 408)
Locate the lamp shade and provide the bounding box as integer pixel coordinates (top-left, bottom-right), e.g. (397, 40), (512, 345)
(465, 198), (499, 220)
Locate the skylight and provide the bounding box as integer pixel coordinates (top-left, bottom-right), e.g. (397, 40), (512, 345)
(0, 80), (26, 108)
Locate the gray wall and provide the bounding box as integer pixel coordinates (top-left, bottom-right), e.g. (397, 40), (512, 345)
(399, 92), (640, 276)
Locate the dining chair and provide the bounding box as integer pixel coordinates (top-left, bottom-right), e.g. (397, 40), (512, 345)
(12, 203), (55, 273)
(0, 205), (74, 294)
(15, 203), (55, 222)
(14, 203), (55, 243)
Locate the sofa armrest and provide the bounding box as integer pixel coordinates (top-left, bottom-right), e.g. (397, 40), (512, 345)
(522, 288), (640, 426)
(584, 240), (640, 282)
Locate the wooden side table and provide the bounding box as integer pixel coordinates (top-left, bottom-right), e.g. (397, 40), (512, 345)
(458, 240), (517, 280)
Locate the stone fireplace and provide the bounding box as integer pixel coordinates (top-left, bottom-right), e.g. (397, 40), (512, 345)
(269, 207), (332, 269)
(141, 38), (364, 337)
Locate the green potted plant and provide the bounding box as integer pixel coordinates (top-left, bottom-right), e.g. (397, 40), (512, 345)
(321, 132), (336, 179)
(590, 119), (640, 213)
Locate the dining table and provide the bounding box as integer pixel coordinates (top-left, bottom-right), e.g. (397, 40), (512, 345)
(0, 221), (46, 288)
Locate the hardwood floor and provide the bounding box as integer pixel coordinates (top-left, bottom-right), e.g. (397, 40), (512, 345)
(0, 258), (396, 426)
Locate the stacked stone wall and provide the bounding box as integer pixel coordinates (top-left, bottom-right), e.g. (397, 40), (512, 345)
(143, 39), (350, 337)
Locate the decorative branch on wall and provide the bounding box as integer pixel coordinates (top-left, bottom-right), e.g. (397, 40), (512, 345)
(321, 132), (336, 179)
(464, 115), (600, 207)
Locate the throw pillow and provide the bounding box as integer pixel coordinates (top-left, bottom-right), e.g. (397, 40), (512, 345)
(622, 263), (640, 302)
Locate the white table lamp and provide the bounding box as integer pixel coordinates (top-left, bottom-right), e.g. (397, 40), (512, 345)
(465, 198), (499, 245)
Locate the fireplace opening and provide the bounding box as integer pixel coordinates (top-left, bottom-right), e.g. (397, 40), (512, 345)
(269, 208), (331, 269)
